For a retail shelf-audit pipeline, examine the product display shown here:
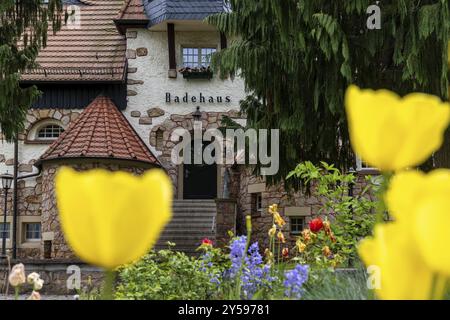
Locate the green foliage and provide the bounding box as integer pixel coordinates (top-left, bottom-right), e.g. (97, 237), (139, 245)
(288, 161), (377, 266)
(303, 269), (372, 300)
(208, 1), (450, 186)
(115, 249), (219, 300)
(0, 0), (63, 141)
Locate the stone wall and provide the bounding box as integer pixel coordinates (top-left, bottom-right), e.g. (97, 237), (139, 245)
(236, 167), (377, 250)
(40, 160), (153, 260)
(0, 260), (103, 295)
(0, 108), (81, 258)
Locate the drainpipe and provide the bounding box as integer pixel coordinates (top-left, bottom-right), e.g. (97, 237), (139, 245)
(12, 137), (18, 259)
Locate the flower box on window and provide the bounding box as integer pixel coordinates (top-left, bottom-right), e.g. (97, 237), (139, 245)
(179, 67), (213, 80)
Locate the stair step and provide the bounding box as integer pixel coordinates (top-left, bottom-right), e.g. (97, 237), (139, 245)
(163, 224), (214, 229)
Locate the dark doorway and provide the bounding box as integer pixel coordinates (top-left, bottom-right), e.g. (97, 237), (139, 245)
(183, 140), (218, 199)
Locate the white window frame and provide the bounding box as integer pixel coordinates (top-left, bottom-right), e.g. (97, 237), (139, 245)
(24, 222), (41, 242)
(289, 216), (306, 235)
(182, 47), (217, 68)
(356, 156), (377, 172)
(27, 119), (65, 142)
(36, 124), (65, 140)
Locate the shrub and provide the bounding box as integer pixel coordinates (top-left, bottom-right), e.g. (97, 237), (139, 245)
(115, 248), (217, 300)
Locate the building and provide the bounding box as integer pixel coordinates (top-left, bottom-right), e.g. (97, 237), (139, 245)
(0, 0), (365, 259)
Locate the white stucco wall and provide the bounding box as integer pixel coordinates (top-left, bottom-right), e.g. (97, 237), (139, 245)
(124, 28), (247, 158)
(0, 109), (77, 187)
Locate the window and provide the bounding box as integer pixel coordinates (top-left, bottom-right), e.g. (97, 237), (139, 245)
(251, 193), (263, 216)
(0, 223), (10, 240)
(182, 47), (217, 68)
(24, 223), (41, 241)
(37, 124), (64, 140)
(290, 217), (305, 235)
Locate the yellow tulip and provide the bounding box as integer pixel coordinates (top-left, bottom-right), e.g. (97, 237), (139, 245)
(386, 170), (450, 276)
(55, 167), (173, 270)
(345, 85), (450, 172)
(268, 224), (277, 238)
(358, 223), (434, 300)
(268, 204), (278, 215)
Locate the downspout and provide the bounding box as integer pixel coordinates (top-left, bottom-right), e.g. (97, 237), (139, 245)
(12, 137), (18, 259)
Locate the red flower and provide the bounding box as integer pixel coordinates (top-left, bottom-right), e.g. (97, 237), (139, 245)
(282, 247), (289, 258)
(201, 238), (213, 246)
(309, 218), (324, 233)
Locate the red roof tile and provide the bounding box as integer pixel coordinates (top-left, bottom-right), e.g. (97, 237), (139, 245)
(38, 95), (159, 166)
(115, 0), (148, 21)
(21, 0), (127, 82)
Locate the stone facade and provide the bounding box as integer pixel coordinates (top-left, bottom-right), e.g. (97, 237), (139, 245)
(0, 109), (81, 258)
(237, 167), (376, 250)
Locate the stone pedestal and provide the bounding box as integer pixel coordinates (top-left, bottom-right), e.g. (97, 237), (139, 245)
(215, 199), (237, 247)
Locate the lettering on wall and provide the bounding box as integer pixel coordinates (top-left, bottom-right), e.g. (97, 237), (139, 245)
(166, 92), (232, 104)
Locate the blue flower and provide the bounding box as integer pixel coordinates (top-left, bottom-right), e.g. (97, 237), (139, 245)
(283, 264), (309, 299)
(227, 236), (277, 299)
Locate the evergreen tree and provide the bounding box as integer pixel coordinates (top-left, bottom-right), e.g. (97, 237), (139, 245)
(0, 0), (62, 142)
(209, 0), (450, 187)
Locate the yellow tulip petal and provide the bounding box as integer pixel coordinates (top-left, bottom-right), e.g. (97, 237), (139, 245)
(55, 167), (173, 270)
(358, 223), (434, 300)
(385, 169), (450, 276)
(345, 86), (450, 172)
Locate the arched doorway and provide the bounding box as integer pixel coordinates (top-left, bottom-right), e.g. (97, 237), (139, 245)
(182, 139), (218, 199)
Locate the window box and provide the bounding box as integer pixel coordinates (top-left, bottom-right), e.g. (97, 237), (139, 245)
(179, 67), (213, 80)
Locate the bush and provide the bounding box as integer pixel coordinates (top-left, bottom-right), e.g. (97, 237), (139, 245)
(115, 248), (217, 300)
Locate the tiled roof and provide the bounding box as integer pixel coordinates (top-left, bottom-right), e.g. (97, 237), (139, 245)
(116, 0), (149, 21)
(21, 0), (127, 82)
(145, 0), (225, 26)
(38, 95), (160, 166)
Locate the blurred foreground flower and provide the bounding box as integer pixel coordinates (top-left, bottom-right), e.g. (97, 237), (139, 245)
(55, 167), (173, 270)
(9, 264), (26, 287)
(386, 170), (450, 276)
(345, 85), (450, 171)
(358, 223), (436, 300)
(27, 291), (41, 301)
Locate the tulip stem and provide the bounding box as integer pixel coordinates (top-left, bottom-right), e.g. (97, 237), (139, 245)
(101, 270), (116, 300)
(430, 274), (448, 300)
(14, 287), (19, 300)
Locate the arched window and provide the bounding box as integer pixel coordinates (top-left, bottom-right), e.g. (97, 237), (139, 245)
(37, 124), (64, 140)
(26, 119), (65, 143)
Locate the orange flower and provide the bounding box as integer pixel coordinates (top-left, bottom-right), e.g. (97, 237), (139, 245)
(301, 229), (312, 243)
(274, 212), (286, 227)
(296, 240), (307, 253)
(322, 246), (332, 257)
(277, 231), (286, 243)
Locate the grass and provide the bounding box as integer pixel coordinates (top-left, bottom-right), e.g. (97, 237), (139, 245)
(302, 269), (373, 300)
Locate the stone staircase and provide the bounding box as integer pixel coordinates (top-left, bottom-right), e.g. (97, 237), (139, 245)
(154, 200), (217, 254)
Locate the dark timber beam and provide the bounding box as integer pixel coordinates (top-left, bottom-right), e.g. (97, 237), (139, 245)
(167, 23), (177, 78)
(220, 32), (227, 50)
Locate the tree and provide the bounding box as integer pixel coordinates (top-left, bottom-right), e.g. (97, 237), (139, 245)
(0, 0), (62, 142)
(209, 0), (450, 187)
